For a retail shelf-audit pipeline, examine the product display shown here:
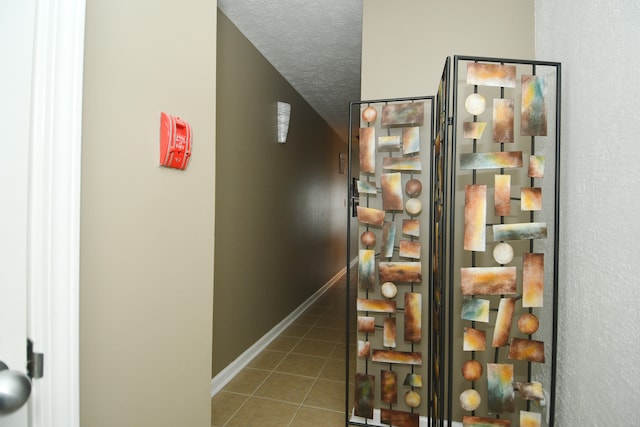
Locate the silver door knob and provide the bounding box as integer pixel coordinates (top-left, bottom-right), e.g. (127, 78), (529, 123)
(0, 361), (32, 415)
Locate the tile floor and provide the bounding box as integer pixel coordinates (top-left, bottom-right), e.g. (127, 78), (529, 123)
(211, 268), (357, 427)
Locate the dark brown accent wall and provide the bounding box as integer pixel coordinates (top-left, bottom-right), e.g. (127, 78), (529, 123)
(213, 10), (350, 375)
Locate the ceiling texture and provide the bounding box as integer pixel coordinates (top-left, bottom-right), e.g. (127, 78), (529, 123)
(218, 0), (363, 142)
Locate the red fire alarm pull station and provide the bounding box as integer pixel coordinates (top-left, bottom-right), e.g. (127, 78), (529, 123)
(160, 112), (192, 170)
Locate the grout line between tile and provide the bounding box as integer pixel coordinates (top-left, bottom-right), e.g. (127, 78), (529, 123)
(220, 277), (349, 427)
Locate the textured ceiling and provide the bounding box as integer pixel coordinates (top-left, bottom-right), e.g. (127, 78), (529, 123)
(218, 0), (363, 142)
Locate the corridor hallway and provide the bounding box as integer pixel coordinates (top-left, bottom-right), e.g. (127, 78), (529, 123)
(211, 267), (357, 426)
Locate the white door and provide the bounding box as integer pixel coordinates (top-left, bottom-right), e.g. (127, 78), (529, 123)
(0, 1), (37, 425)
(1, 1), (85, 426)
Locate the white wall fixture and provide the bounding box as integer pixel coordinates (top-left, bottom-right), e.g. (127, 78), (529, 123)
(277, 101), (291, 143)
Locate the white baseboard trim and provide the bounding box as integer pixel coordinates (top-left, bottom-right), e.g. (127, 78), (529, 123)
(211, 257), (358, 397)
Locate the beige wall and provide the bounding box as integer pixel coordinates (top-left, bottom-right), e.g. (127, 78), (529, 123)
(362, 0), (534, 99)
(80, 1), (216, 426)
(213, 10), (348, 376)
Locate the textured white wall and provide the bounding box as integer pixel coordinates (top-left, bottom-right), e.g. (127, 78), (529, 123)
(536, 0), (640, 424)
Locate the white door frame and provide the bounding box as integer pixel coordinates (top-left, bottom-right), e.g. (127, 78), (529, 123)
(27, 0), (85, 425)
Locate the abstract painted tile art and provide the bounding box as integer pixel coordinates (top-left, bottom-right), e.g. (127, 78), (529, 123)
(493, 98), (515, 143)
(487, 363), (515, 414)
(461, 298), (490, 323)
(358, 249), (376, 290)
(460, 151), (523, 170)
(463, 121), (488, 139)
(402, 126), (420, 154)
(404, 292), (422, 342)
(494, 174), (512, 217)
(350, 64), (559, 425)
(464, 184), (487, 252)
(381, 172), (404, 211)
(382, 156), (423, 171)
(354, 373), (375, 418)
(463, 327), (486, 352)
(492, 222), (547, 241)
(467, 62), (517, 88)
(462, 122), (487, 139)
(492, 298), (516, 347)
(523, 253), (544, 307)
(371, 350), (423, 365)
(378, 262), (422, 283)
(359, 126), (375, 173)
(460, 266), (517, 296)
(381, 101), (425, 126)
(521, 75), (548, 136)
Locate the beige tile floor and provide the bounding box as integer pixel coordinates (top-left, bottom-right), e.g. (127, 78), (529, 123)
(212, 269), (357, 427)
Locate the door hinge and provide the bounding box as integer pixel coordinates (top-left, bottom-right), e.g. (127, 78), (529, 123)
(27, 339), (44, 379)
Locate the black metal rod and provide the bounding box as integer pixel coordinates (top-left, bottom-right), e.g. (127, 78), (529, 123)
(550, 62), (562, 427)
(345, 101), (355, 427)
(455, 54), (561, 68)
(428, 90), (437, 426)
(446, 56), (456, 427)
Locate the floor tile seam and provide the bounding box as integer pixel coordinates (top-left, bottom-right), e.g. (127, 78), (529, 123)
(219, 392), (252, 427)
(221, 280), (351, 427)
(295, 336), (342, 343)
(286, 352), (334, 361)
(283, 315), (327, 427)
(236, 394), (301, 407)
(281, 351), (330, 362)
(285, 403), (346, 427)
(311, 376), (347, 385)
(223, 366), (273, 392)
(291, 338), (340, 348)
(299, 403), (346, 414)
(251, 390), (313, 407)
(261, 370), (323, 381)
(289, 340), (338, 358)
(300, 360), (346, 414)
(302, 334), (347, 343)
(247, 369), (276, 400)
(216, 390), (254, 398)
(301, 340), (334, 396)
(295, 372), (322, 421)
(288, 290), (344, 427)
(224, 394), (301, 427)
(302, 349), (336, 405)
(290, 344), (337, 353)
(285, 403), (302, 427)
(270, 335), (329, 377)
(309, 322), (345, 330)
(267, 333), (302, 373)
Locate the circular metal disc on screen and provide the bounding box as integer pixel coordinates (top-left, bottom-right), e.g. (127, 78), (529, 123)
(361, 231), (376, 247)
(405, 198), (422, 216)
(464, 93), (486, 116)
(405, 178), (422, 197)
(405, 390), (421, 408)
(461, 359), (483, 381)
(381, 282), (398, 299)
(493, 242), (514, 264)
(362, 106), (377, 123)
(460, 389), (481, 411)
(517, 313), (540, 334)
